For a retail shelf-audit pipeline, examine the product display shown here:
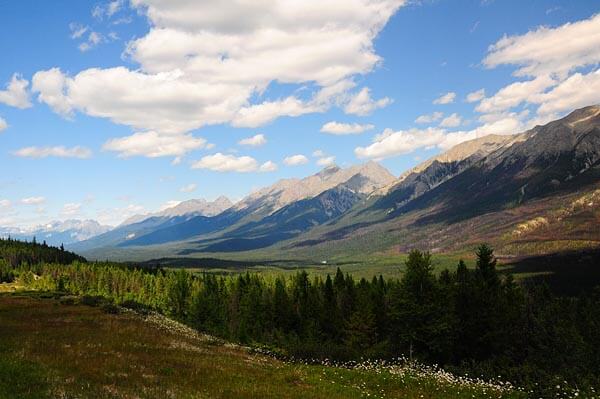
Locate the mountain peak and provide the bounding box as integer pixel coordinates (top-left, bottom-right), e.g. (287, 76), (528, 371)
(121, 196), (233, 226)
(561, 104), (600, 129)
(239, 161), (395, 213)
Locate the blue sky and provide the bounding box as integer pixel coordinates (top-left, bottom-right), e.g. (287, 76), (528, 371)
(0, 0), (599, 227)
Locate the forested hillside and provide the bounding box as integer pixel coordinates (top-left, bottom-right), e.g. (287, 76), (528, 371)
(2, 240), (598, 397)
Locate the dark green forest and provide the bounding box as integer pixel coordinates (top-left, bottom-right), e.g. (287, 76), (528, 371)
(1, 238), (599, 395)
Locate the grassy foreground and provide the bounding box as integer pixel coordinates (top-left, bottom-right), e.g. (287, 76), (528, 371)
(0, 291), (524, 399)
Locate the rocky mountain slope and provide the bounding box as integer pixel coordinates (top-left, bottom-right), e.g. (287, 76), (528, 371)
(75, 162), (395, 252)
(77, 105), (600, 259)
(288, 105), (600, 256)
(121, 196), (233, 226)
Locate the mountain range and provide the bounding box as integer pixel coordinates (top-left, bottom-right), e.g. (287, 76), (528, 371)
(0, 219), (111, 247)
(69, 105), (600, 261)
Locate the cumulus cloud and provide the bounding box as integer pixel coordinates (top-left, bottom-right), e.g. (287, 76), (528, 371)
(0, 117), (7, 132)
(103, 131), (206, 158)
(21, 197), (46, 205)
(31, 68), (73, 117)
(191, 152), (275, 173)
(284, 154), (309, 166)
(13, 146), (92, 159)
(0, 74), (32, 109)
(320, 121), (374, 135)
(433, 92), (456, 105)
(317, 156), (336, 167)
(476, 75), (556, 113)
(531, 70), (600, 116)
(355, 128), (446, 159)
(415, 111), (443, 124)
(0, 199), (12, 210)
(466, 88), (485, 103)
(232, 95), (327, 128)
(484, 14), (600, 78)
(344, 87), (391, 116)
(478, 14), (600, 124)
(439, 113), (462, 128)
(31, 0), (404, 161)
(354, 113), (528, 160)
(180, 183), (197, 193)
(238, 133), (267, 146)
(259, 160), (278, 172)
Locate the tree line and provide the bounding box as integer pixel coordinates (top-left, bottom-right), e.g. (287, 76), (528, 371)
(0, 237), (85, 282)
(2, 239), (599, 394)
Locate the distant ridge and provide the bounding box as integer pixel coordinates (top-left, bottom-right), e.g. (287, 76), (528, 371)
(76, 105), (600, 259)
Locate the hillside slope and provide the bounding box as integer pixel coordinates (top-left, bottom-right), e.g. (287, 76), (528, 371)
(0, 293), (520, 399)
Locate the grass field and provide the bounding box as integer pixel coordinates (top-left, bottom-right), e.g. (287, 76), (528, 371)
(0, 291), (525, 399)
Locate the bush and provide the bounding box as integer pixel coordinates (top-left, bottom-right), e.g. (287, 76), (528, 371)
(79, 295), (105, 307)
(101, 303), (120, 314)
(120, 299), (151, 315)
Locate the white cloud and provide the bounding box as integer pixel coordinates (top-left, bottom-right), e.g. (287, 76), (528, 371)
(355, 127), (446, 159)
(103, 131), (206, 158)
(69, 23), (89, 39)
(476, 75), (556, 113)
(484, 14), (600, 78)
(478, 15), (600, 124)
(31, 68), (73, 117)
(21, 197), (46, 205)
(232, 96), (321, 128)
(435, 110), (530, 151)
(180, 183), (197, 193)
(0, 117), (6, 132)
(320, 121), (374, 135)
(77, 31), (105, 52)
(415, 111), (443, 124)
(317, 156), (336, 167)
(433, 92), (456, 105)
(171, 156), (182, 165)
(33, 0), (405, 155)
(238, 133), (267, 147)
(107, 0), (124, 16)
(312, 149), (325, 157)
(192, 152), (275, 173)
(13, 146), (92, 159)
(466, 88), (485, 103)
(259, 160), (278, 172)
(531, 70), (600, 116)
(439, 113), (462, 128)
(284, 154), (309, 166)
(344, 87), (391, 116)
(61, 202), (82, 217)
(0, 74), (32, 109)
(93, 0), (124, 20)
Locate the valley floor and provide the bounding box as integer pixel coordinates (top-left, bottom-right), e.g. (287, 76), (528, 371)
(0, 292), (523, 399)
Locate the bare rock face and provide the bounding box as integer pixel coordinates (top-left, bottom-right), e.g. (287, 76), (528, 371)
(122, 196), (233, 226)
(237, 161), (396, 213)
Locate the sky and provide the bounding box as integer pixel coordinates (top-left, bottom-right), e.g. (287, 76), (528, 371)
(0, 0), (599, 228)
